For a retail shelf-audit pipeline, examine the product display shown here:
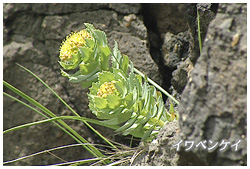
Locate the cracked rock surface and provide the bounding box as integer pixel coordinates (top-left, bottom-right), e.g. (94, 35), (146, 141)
(3, 3), (247, 166)
(178, 3), (247, 165)
(132, 3), (246, 166)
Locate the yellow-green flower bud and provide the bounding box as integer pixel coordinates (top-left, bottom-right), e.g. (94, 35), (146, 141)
(97, 81), (118, 98)
(59, 30), (92, 62)
(59, 24), (112, 87)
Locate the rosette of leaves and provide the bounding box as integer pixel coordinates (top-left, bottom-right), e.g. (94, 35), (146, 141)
(88, 43), (175, 141)
(59, 23), (111, 87)
(59, 23), (177, 142)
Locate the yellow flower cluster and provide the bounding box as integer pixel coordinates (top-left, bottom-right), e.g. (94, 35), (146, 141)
(59, 30), (92, 61)
(97, 81), (118, 98)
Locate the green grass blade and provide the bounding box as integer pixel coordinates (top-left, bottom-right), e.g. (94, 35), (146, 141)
(3, 91), (49, 119)
(3, 115), (119, 135)
(3, 80), (106, 161)
(16, 63), (117, 149)
(53, 158), (102, 166)
(3, 92), (102, 160)
(16, 63), (79, 117)
(3, 143), (101, 165)
(197, 9), (202, 54)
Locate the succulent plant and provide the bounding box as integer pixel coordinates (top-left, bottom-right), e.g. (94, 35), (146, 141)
(59, 23), (177, 142)
(59, 23), (111, 87)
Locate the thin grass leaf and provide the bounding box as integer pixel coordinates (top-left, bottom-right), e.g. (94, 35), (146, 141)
(197, 9), (202, 54)
(3, 115), (120, 135)
(16, 63), (117, 150)
(53, 158), (102, 166)
(3, 143), (82, 165)
(4, 143), (108, 165)
(107, 156), (131, 166)
(3, 92), (119, 134)
(3, 92), (48, 119)
(3, 80), (106, 162)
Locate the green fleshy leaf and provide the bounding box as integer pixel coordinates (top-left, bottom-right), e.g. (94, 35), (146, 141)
(89, 82), (101, 95)
(59, 59), (79, 70)
(150, 96), (157, 118)
(169, 101), (175, 114)
(136, 74), (142, 83)
(156, 99), (165, 120)
(151, 86), (157, 98)
(113, 68), (127, 82)
(68, 70), (99, 83)
(81, 77), (98, 88)
(112, 41), (123, 69)
(61, 69), (80, 79)
(135, 75), (142, 97)
(128, 72), (135, 91)
(84, 23), (95, 30)
(121, 54), (129, 74)
(139, 108), (152, 127)
(95, 107), (123, 120)
(128, 130), (144, 139)
(94, 96), (108, 109)
(141, 82), (148, 100)
(138, 98), (143, 114)
(96, 110), (109, 119)
(143, 84), (151, 111)
(61, 69), (69, 77)
(86, 71), (99, 81)
(93, 30), (108, 47)
(79, 47), (94, 63)
(98, 71), (115, 84)
(59, 54), (81, 70)
(99, 46), (111, 71)
(151, 104), (158, 118)
(88, 101), (94, 108)
(85, 38), (95, 49)
(124, 92), (133, 108)
(116, 114), (137, 133)
(141, 124), (155, 141)
(115, 80), (127, 97)
(72, 53), (80, 61)
(133, 101), (139, 113)
(129, 60), (134, 73)
(85, 23), (108, 47)
(84, 23), (109, 56)
(124, 112), (150, 136)
(132, 87), (138, 103)
(79, 62), (98, 75)
(107, 94), (121, 109)
(122, 122), (140, 136)
(100, 109), (132, 125)
(99, 46), (111, 57)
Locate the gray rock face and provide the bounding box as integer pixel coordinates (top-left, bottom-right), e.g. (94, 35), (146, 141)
(178, 3), (247, 165)
(3, 3), (247, 166)
(3, 3), (161, 165)
(132, 121), (180, 166)
(132, 3), (246, 166)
